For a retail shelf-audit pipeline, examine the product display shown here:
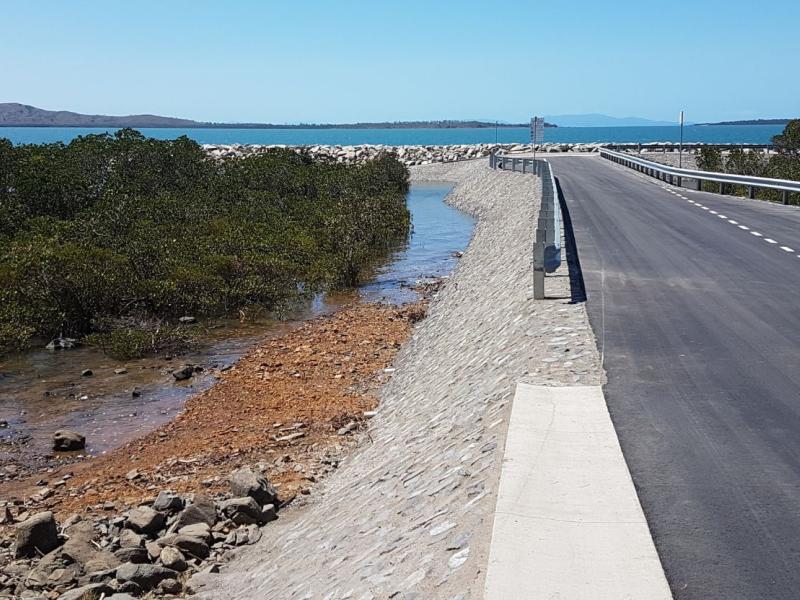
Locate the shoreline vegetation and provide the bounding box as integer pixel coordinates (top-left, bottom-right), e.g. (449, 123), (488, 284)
(694, 120), (800, 203)
(0, 129), (411, 357)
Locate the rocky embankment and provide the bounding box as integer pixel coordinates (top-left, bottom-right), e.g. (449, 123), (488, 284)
(1, 466), (279, 599)
(202, 142), (607, 165)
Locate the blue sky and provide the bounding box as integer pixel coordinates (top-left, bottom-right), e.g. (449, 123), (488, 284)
(3, 0), (798, 123)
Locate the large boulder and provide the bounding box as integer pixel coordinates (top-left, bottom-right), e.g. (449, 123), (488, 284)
(115, 562), (177, 592)
(125, 506), (165, 535)
(60, 583), (114, 600)
(14, 511), (60, 557)
(173, 494), (217, 529)
(169, 534), (210, 559)
(53, 429), (85, 451)
(152, 490), (184, 512)
(159, 546), (187, 572)
(229, 466), (278, 506)
(219, 497), (261, 525)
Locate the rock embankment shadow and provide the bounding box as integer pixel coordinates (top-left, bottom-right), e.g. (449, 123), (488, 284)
(555, 177), (588, 304)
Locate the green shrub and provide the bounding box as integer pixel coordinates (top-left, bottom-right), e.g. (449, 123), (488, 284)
(0, 131), (411, 354)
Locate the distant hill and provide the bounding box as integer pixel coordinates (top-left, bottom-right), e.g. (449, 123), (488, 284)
(0, 103), (556, 129)
(0, 103), (200, 128)
(694, 119), (793, 126)
(545, 113), (679, 127)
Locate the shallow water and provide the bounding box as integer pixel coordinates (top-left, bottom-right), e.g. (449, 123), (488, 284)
(0, 184), (472, 466)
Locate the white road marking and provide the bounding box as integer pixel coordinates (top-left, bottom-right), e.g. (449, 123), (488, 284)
(765, 238), (778, 244)
(751, 231), (763, 236)
(728, 220), (738, 224)
(710, 210), (718, 214)
(738, 225), (749, 230)
(718, 215), (727, 219)
(781, 246), (795, 252)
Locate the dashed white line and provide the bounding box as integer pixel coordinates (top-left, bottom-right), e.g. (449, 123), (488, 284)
(710, 210), (718, 214)
(751, 231), (763, 236)
(738, 225), (749, 230)
(718, 215), (727, 219)
(781, 246), (795, 252)
(765, 238), (778, 244)
(728, 220), (739, 225)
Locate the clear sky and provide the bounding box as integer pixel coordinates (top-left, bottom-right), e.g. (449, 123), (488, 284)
(3, 0), (799, 124)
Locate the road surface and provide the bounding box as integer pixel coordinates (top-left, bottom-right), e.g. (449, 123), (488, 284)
(552, 155), (800, 600)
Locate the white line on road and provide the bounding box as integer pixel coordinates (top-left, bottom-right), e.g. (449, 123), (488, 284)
(781, 246), (795, 252)
(738, 225), (750, 230)
(766, 238), (778, 244)
(751, 231), (763, 237)
(728, 220), (739, 224)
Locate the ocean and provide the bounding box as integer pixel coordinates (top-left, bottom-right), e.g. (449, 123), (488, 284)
(0, 124), (785, 146)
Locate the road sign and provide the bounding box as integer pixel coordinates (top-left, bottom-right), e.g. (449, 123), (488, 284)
(530, 117), (545, 144)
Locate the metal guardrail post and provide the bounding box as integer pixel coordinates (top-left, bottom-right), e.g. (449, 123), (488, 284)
(783, 191), (790, 205)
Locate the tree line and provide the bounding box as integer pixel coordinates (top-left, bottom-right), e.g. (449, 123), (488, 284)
(0, 129), (411, 356)
(695, 119), (800, 203)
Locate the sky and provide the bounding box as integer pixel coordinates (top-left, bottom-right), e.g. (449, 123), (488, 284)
(2, 0), (799, 124)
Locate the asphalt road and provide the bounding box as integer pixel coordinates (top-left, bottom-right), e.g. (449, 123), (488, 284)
(551, 156), (800, 600)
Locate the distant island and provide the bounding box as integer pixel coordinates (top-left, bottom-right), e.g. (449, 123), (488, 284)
(0, 103), (556, 129)
(695, 119), (793, 126)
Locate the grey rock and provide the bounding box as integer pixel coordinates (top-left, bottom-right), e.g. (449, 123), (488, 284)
(125, 506), (165, 535)
(118, 528), (143, 548)
(108, 595), (138, 600)
(219, 497), (261, 525)
(60, 583), (114, 600)
(53, 429), (85, 451)
(115, 562), (177, 592)
(159, 546), (187, 572)
(172, 365), (194, 381)
(177, 522), (212, 541)
(114, 545), (149, 564)
(14, 511), (59, 557)
(259, 503), (277, 524)
(173, 494), (217, 529)
(158, 577), (183, 594)
(145, 540), (162, 560)
(152, 490), (184, 512)
(229, 467), (278, 506)
(170, 534), (210, 559)
(46, 337), (78, 350)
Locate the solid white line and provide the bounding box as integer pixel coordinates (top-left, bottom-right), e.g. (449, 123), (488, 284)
(485, 384), (672, 600)
(765, 238), (778, 244)
(751, 231), (763, 237)
(781, 246), (794, 252)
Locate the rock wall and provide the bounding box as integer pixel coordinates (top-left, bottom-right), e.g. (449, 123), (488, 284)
(202, 143), (606, 165)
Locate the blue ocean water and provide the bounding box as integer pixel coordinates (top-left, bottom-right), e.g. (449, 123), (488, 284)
(0, 124), (785, 146)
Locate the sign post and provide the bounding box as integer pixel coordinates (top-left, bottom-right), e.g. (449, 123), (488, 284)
(531, 116), (545, 160)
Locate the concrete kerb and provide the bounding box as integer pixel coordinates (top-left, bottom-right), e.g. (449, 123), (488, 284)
(484, 383), (672, 600)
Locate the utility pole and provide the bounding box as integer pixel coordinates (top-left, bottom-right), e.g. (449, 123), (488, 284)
(679, 110), (685, 168)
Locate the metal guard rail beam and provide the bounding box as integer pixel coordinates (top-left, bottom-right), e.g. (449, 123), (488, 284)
(489, 151), (561, 299)
(600, 148), (800, 200)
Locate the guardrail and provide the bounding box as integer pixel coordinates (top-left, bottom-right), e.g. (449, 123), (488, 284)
(600, 148), (800, 205)
(489, 151), (562, 299)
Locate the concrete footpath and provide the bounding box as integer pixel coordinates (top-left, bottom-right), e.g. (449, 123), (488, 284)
(484, 384), (672, 599)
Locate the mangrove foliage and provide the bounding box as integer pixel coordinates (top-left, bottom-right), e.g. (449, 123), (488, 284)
(0, 129), (411, 355)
